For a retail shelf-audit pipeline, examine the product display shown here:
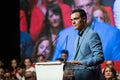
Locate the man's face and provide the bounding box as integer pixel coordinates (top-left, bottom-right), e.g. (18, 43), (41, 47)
(74, 0), (94, 25)
(71, 12), (85, 31)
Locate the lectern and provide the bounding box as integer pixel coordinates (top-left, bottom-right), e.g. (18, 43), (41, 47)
(35, 62), (64, 80)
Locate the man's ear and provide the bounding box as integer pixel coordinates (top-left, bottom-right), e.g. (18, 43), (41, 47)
(83, 17), (86, 21)
(82, 17), (87, 22)
(81, 18), (85, 23)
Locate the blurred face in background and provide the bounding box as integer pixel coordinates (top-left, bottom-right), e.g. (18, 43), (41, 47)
(0, 60), (4, 67)
(37, 55), (46, 62)
(48, 10), (61, 28)
(17, 68), (23, 75)
(106, 60), (114, 68)
(24, 58), (32, 68)
(74, 0), (94, 25)
(117, 72), (120, 80)
(25, 71), (35, 80)
(4, 72), (11, 79)
(11, 59), (17, 69)
(0, 68), (4, 76)
(37, 40), (51, 59)
(104, 67), (114, 79)
(61, 53), (68, 61)
(93, 9), (104, 22)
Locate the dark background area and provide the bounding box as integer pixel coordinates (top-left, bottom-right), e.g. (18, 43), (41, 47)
(0, 0), (20, 68)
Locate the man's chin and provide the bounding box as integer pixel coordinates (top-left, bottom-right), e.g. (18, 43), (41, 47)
(73, 27), (78, 30)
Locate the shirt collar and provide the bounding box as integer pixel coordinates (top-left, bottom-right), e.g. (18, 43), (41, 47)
(78, 27), (87, 36)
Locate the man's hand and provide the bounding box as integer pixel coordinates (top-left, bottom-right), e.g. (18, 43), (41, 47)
(67, 60), (82, 65)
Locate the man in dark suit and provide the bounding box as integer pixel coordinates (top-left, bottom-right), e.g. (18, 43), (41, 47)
(68, 8), (104, 80)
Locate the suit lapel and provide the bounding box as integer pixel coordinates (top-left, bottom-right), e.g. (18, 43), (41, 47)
(78, 27), (90, 47)
(72, 36), (79, 59)
(74, 27), (90, 60)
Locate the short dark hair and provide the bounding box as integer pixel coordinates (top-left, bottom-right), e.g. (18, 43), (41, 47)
(61, 50), (68, 55)
(71, 8), (87, 19)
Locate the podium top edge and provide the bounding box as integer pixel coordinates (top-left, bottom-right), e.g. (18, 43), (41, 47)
(35, 61), (64, 65)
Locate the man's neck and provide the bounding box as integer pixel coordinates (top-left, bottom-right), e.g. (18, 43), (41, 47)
(78, 26), (87, 36)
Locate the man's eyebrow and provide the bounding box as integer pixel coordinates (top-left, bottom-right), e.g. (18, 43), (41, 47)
(74, 17), (80, 19)
(71, 17), (80, 21)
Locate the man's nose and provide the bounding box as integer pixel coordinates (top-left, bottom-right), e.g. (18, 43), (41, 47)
(72, 20), (75, 24)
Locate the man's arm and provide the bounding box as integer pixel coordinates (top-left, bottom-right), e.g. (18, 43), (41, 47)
(82, 32), (104, 66)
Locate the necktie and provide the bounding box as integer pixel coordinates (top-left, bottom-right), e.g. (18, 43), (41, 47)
(74, 36), (80, 60)
(77, 36), (80, 47)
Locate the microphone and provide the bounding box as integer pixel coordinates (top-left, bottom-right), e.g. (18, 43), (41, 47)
(65, 35), (68, 51)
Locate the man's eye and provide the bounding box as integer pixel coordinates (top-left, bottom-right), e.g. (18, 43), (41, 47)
(74, 17), (80, 20)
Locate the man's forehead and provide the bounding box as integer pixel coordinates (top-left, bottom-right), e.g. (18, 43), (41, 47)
(71, 12), (80, 17)
(71, 12), (81, 20)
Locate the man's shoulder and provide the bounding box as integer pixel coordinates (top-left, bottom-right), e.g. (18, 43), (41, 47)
(86, 27), (99, 36)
